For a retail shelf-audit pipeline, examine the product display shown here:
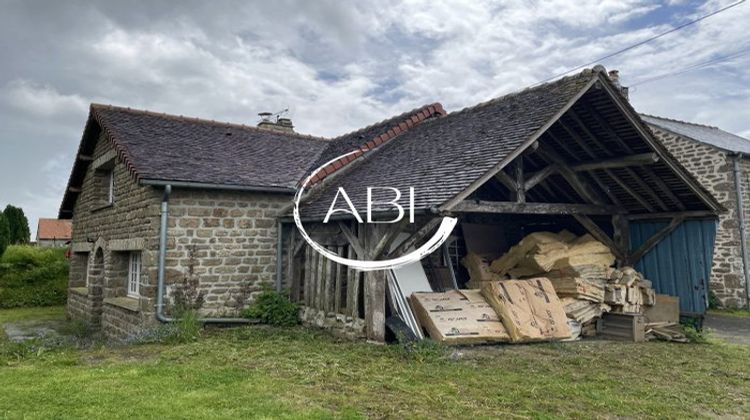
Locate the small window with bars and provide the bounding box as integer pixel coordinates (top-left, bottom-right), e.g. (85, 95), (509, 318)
(128, 252), (141, 297)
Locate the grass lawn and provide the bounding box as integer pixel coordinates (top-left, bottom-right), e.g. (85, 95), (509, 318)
(708, 308), (750, 318)
(1, 306), (749, 419)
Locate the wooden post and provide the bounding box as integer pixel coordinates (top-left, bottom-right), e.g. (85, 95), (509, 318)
(612, 215), (630, 267)
(316, 250), (326, 310)
(304, 247), (312, 307)
(365, 269), (386, 342)
(334, 245), (344, 313)
(514, 159), (525, 203)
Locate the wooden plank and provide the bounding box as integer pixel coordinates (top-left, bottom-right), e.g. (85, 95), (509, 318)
(452, 200), (623, 215)
(345, 245), (355, 316)
(605, 169), (656, 212)
(628, 216), (685, 265)
(326, 247), (337, 312)
(364, 269), (386, 342)
(582, 102), (689, 212)
(590, 170), (622, 206)
(494, 170), (517, 191)
(316, 250), (326, 310)
(514, 159), (525, 203)
(571, 153), (658, 172)
(536, 144), (607, 205)
(370, 219), (407, 259)
(287, 229), (298, 301)
(338, 222), (365, 257)
(304, 247), (312, 307)
(626, 210), (716, 221)
(334, 245), (344, 314)
(612, 214), (630, 266)
(572, 214), (627, 262)
(623, 167), (669, 211)
(525, 164), (557, 190)
(385, 217), (442, 257)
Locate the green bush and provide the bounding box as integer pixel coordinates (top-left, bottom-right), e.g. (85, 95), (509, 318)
(243, 289), (299, 326)
(0, 245), (68, 308)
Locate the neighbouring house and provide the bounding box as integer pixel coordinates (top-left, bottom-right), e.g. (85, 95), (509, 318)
(36, 218), (72, 247)
(61, 66), (724, 341)
(642, 114), (750, 309)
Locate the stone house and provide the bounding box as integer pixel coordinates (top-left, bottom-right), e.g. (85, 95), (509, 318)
(61, 66), (728, 341)
(59, 101), (444, 340)
(642, 115), (750, 309)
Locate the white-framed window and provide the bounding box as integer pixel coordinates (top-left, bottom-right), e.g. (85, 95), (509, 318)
(107, 170), (115, 204)
(128, 252), (141, 297)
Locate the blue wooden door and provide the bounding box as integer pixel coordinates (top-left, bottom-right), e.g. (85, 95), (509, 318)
(629, 218), (717, 314)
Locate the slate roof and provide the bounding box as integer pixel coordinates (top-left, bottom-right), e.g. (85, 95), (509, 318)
(641, 114), (750, 155)
(36, 219), (72, 241)
(298, 68), (599, 220)
(60, 103), (440, 217)
(92, 105), (331, 189)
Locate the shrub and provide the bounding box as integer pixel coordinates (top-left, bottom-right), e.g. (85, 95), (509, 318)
(682, 325), (709, 344)
(0, 245), (68, 308)
(243, 289), (299, 326)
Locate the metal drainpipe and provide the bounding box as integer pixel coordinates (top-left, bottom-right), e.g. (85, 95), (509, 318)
(732, 156), (750, 310)
(156, 184), (251, 324)
(275, 220), (284, 292)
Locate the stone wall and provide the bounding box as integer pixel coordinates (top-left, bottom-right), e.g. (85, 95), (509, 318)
(165, 190), (290, 316)
(299, 306), (366, 340)
(67, 129), (163, 338)
(652, 127), (748, 308)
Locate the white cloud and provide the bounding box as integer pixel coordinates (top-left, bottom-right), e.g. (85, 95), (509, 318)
(1, 0), (750, 238)
(1, 80), (88, 117)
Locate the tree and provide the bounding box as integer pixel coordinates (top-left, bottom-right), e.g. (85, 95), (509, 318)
(3, 205), (30, 244)
(0, 212), (9, 256)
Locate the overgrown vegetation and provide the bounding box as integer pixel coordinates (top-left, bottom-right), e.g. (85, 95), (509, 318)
(0, 245), (68, 308)
(1, 305), (749, 418)
(243, 288), (299, 326)
(709, 307), (750, 318)
(708, 290), (720, 310)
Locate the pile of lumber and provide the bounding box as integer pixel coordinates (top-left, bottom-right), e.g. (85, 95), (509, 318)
(461, 253), (505, 289)
(482, 230), (658, 336)
(605, 267), (656, 314)
(645, 322), (688, 343)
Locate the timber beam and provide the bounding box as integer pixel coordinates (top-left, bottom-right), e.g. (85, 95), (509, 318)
(628, 216), (685, 265)
(453, 200), (624, 215)
(572, 214), (627, 262)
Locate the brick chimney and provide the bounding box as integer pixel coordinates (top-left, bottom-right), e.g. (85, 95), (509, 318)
(257, 112), (294, 133)
(607, 70), (629, 100)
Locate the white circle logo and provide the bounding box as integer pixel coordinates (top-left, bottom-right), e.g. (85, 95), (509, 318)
(293, 151), (457, 271)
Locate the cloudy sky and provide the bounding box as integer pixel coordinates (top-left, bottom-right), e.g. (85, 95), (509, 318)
(1, 0), (749, 238)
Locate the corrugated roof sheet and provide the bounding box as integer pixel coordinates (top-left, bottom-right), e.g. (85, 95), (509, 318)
(641, 114), (750, 155)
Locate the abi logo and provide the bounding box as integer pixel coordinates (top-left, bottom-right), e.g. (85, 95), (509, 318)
(293, 151), (457, 271)
(323, 187), (415, 224)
